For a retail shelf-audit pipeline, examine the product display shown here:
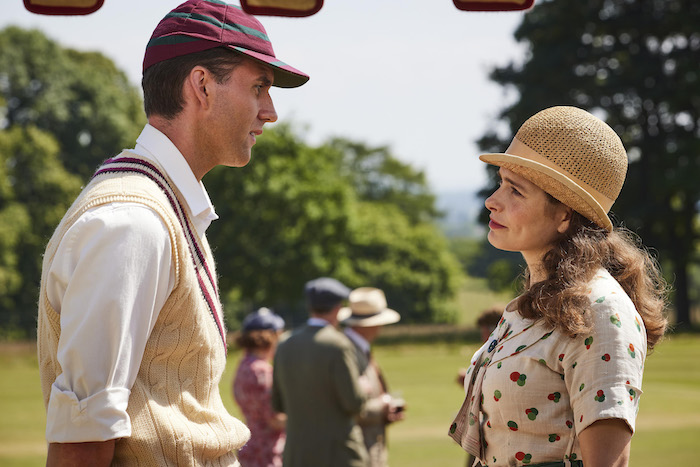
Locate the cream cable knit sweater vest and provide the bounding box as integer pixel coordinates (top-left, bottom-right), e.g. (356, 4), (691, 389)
(38, 153), (249, 466)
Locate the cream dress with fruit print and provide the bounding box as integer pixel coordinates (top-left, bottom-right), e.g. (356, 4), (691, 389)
(450, 268), (647, 466)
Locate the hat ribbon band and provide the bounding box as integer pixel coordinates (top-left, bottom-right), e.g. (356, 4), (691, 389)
(506, 137), (614, 212)
(348, 310), (384, 319)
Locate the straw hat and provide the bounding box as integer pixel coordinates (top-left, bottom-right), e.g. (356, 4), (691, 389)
(338, 288), (401, 327)
(480, 106), (628, 231)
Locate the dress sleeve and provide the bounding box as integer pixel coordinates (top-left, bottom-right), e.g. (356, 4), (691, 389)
(250, 360), (279, 424)
(561, 281), (647, 435)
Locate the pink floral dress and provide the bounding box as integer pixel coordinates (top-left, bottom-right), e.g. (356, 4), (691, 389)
(450, 269), (647, 466)
(234, 354), (285, 467)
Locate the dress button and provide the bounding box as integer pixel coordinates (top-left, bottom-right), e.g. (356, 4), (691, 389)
(488, 339), (498, 352)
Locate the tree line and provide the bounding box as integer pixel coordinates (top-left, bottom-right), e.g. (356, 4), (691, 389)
(0, 27), (462, 338)
(2, 0), (699, 336)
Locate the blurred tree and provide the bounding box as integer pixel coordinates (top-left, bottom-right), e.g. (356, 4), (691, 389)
(0, 26), (145, 181)
(205, 124), (357, 325)
(0, 126), (82, 338)
(346, 201), (461, 324)
(0, 26), (144, 337)
(0, 27), (459, 333)
(477, 0), (700, 327)
(327, 138), (441, 223)
(206, 124), (461, 326)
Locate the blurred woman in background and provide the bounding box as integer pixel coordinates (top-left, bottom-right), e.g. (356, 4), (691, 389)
(449, 106), (668, 467)
(233, 308), (287, 467)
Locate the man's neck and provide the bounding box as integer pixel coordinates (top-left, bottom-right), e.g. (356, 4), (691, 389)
(309, 311), (338, 327)
(148, 115), (205, 181)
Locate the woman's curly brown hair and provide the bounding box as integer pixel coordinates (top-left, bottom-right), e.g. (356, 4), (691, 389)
(234, 329), (278, 351)
(517, 208), (669, 350)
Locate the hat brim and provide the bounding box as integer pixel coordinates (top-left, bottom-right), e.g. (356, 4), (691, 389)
(338, 308), (401, 327)
(231, 46), (309, 88)
(480, 152), (613, 231)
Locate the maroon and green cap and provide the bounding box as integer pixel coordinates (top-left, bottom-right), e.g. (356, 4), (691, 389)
(143, 0), (309, 88)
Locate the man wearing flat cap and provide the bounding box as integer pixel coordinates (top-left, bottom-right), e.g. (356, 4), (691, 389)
(37, 1), (308, 465)
(272, 277), (370, 466)
(339, 287), (405, 467)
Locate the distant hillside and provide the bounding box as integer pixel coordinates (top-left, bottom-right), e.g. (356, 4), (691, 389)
(436, 189), (485, 238)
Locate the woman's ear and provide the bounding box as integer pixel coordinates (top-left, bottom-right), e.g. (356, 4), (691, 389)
(556, 206), (574, 234)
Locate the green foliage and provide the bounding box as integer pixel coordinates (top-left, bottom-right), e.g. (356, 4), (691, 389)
(450, 236), (522, 294)
(205, 124), (357, 324)
(0, 126), (82, 336)
(206, 124), (461, 326)
(0, 26), (145, 336)
(326, 138), (441, 223)
(477, 0), (700, 325)
(0, 27), (458, 334)
(346, 201), (461, 323)
(0, 26), (146, 181)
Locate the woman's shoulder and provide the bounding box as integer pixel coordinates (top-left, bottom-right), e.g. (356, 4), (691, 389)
(586, 269), (635, 311)
(583, 269), (646, 344)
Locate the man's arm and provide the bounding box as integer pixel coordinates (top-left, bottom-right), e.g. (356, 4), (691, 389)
(47, 440), (115, 467)
(44, 205), (173, 450)
(332, 344), (366, 415)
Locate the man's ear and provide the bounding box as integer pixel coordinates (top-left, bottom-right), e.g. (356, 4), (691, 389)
(184, 66), (211, 110)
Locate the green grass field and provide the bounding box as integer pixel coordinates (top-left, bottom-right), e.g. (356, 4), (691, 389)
(1, 332), (699, 466)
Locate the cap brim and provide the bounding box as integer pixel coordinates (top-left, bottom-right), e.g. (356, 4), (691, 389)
(480, 152), (612, 231)
(339, 308), (401, 327)
(231, 46), (309, 88)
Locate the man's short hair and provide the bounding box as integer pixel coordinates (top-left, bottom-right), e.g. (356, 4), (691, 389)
(304, 277), (351, 314)
(142, 47), (244, 119)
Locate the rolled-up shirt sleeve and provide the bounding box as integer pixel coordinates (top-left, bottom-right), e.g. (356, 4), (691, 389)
(45, 203), (174, 443)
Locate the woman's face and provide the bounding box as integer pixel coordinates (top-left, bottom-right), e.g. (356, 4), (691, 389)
(484, 168), (572, 266)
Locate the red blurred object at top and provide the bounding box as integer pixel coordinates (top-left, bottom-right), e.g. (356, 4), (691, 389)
(23, 0), (104, 15)
(23, 0), (533, 17)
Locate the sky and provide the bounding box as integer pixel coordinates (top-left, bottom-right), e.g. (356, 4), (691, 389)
(2, 0), (527, 195)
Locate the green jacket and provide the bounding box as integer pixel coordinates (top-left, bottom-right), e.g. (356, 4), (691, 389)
(272, 324), (369, 466)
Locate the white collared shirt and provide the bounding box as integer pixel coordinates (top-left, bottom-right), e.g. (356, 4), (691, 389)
(307, 317), (332, 327)
(44, 124), (217, 443)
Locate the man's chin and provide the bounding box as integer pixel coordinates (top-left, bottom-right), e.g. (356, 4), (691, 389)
(225, 153), (252, 168)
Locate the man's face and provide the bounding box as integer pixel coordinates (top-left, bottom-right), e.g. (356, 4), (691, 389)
(354, 325), (382, 343)
(201, 56), (278, 169)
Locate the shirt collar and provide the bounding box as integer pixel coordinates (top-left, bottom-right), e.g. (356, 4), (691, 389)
(132, 124), (218, 235)
(344, 327), (371, 355)
(307, 317), (331, 327)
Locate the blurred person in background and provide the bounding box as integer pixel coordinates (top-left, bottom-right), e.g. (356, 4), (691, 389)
(272, 277), (369, 466)
(339, 287), (406, 467)
(449, 106), (668, 467)
(456, 305), (505, 388)
(234, 308), (287, 467)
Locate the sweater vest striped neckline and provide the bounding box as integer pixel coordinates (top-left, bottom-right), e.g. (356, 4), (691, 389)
(93, 156), (227, 352)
